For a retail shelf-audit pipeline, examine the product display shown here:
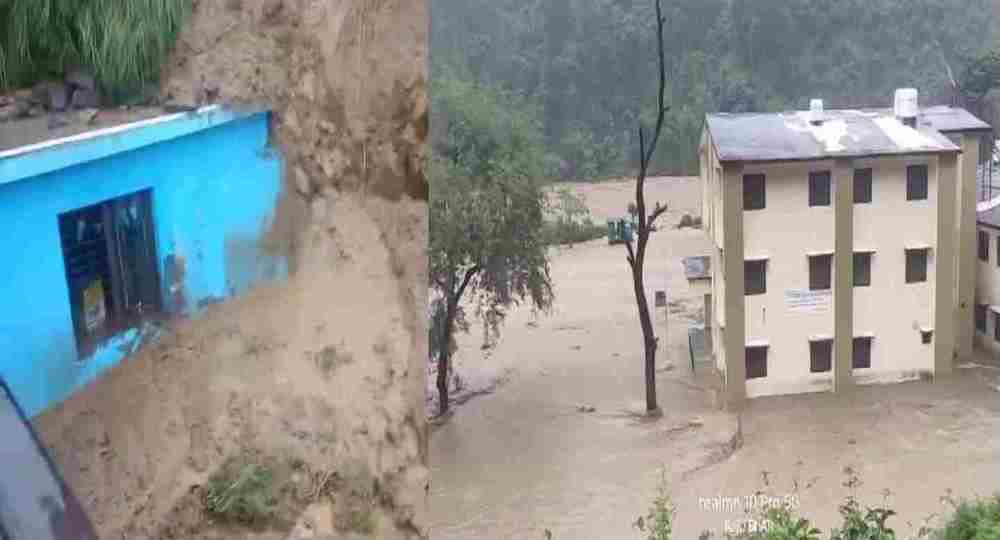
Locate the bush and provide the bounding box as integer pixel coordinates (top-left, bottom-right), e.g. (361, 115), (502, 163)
(543, 187), (605, 246)
(204, 451), (283, 527)
(634, 467), (675, 540)
(933, 495), (1000, 540)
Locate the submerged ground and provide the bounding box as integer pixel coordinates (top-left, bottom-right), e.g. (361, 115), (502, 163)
(429, 177), (1000, 539)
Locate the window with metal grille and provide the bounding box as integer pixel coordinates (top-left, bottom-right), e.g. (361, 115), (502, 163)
(745, 260), (766, 296)
(853, 252), (871, 287)
(745, 346), (767, 379)
(810, 339), (832, 373)
(921, 329), (933, 344)
(58, 189), (160, 358)
(743, 174), (766, 211)
(994, 313), (1000, 342)
(809, 171), (831, 206)
(976, 304), (988, 333)
(979, 231), (989, 261)
(853, 168), (872, 203)
(852, 337), (872, 369)
(905, 248), (928, 283)
(906, 164), (928, 200)
(809, 254), (832, 290)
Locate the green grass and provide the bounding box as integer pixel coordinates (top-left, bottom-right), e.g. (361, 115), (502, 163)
(0, 0), (191, 97)
(203, 451), (282, 528)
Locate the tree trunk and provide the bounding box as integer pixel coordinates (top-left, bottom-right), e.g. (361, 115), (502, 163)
(436, 305), (456, 415)
(632, 259), (659, 413)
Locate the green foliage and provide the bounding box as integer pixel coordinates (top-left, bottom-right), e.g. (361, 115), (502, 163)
(755, 505), (822, 540)
(829, 497), (896, 540)
(634, 467), (675, 540)
(428, 68), (554, 357)
(204, 452), (281, 528)
(0, 0), (191, 97)
(543, 187), (605, 246)
(933, 495), (1000, 540)
(430, 0), (999, 179)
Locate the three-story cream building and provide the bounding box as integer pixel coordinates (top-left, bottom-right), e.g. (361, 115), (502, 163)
(700, 91), (991, 406)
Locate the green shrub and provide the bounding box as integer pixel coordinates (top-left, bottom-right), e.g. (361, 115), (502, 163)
(933, 495), (1000, 540)
(204, 452), (282, 527)
(544, 187), (606, 246)
(635, 467), (675, 540)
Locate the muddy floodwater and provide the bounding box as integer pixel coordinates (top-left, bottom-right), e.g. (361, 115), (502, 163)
(430, 177), (1000, 539)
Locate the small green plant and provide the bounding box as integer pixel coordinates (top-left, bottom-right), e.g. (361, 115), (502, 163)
(349, 509), (376, 534)
(829, 467), (896, 540)
(204, 452), (281, 527)
(933, 493), (1000, 540)
(635, 466), (675, 540)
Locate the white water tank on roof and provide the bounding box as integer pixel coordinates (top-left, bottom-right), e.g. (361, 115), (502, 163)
(808, 99), (824, 125)
(894, 88), (919, 120)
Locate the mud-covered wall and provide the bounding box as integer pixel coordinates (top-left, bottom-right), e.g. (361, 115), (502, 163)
(0, 110), (284, 417)
(34, 1), (429, 539)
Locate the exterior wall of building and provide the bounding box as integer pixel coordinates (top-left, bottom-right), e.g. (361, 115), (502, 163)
(853, 155), (939, 384)
(740, 160), (836, 397)
(699, 139), (961, 405)
(0, 109), (286, 417)
(956, 133), (982, 361)
(974, 224), (1000, 355)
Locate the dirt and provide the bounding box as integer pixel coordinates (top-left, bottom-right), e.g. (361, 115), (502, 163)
(33, 1), (429, 539)
(430, 177), (1000, 539)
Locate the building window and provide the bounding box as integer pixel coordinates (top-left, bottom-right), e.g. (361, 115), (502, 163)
(854, 168), (873, 203)
(745, 260), (766, 296)
(809, 171), (831, 207)
(979, 231), (989, 262)
(995, 313), (1000, 342)
(746, 346), (767, 379)
(809, 254), (832, 290)
(853, 252), (872, 287)
(905, 248), (928, 283)
(58, 189), (160, 358)
(743, 174), (766, 211)
(976, 304), (988, 333)
(921, 329), (933, 345)
(852, 337), (873, 369)
(810, 339), (832, 373)
(906, 164), (928, 201)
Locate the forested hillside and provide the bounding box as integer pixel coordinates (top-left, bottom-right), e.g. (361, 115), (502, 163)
(430, 0), (1000, 179)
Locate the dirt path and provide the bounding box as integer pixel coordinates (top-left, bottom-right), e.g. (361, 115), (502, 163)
(429, 177), (1000, 539)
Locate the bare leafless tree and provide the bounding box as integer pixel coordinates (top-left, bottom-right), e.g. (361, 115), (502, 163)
(624, 0), (670, 415)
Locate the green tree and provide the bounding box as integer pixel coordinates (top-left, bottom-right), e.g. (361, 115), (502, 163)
(429, 70), (554, 414)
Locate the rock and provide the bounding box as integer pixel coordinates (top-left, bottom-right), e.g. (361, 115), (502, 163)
(66, 68), (97, 91)
(79, 108), (99, 125)
(47, 114), (71, 130)
(27, 105), (44, 118)
(576, 404), (596, 413)
(70, 88), (101, 109)
(678, 213), (695, 228)
(294, 166), (312, 196)
(48, 83), (70, 111)
(0, 95), (12, 107)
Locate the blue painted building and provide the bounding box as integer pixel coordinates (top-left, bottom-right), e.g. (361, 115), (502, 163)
(0, 106), (287, 417)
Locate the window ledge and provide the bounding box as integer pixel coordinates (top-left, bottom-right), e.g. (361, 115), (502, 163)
(806, 249), (834, 257)
(808, 334), (834, 342)
(746, 338), (769, 348)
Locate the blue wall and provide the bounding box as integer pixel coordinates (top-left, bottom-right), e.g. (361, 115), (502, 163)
(0, 110), (286, 417)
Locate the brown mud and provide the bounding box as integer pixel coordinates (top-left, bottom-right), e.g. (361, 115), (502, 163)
(33, 1), (429, 539)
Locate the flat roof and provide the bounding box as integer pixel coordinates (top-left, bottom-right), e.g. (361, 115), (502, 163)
(706, 106), (987, 164)
(0, 105), (267, 185)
